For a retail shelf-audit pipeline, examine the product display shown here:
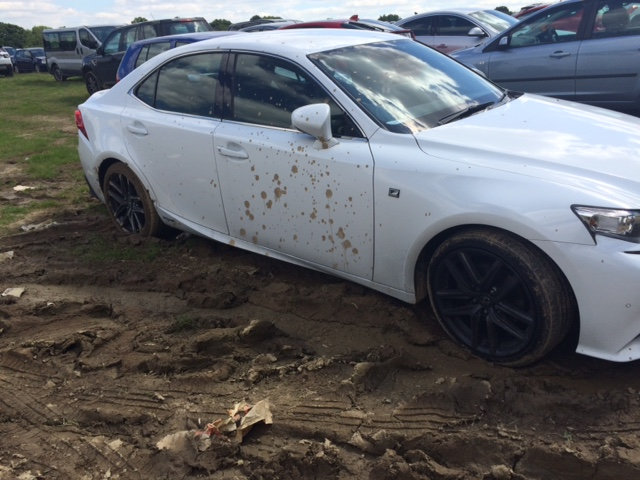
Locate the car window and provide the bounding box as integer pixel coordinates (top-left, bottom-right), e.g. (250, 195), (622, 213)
(437, 15), (477, 36)
(140, 24), (157, 39)
(79, 28), (98, 49)
(135, 53), (222, 118)
(228, 53), (362, 137)
(134, 42), (172, 68)
(124, 27), (138, 49)
(103, 31), (122, 54)
(593, 1), (640, 37)
(89, 26), (117, 43)
(59, 31), (77, 50)
(402, 17), (436, 36)
(468, 10), (517, 32)
(510, 3), (584, 47)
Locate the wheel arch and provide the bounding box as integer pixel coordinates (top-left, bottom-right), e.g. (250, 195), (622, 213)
(96, 157), (159, 204)
(97, 157), (122, 195)
(413, 224), (579, 330)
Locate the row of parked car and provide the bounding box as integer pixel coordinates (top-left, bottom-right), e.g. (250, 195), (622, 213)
(4, 1), (640, 113)
(0, 45), (47, 75)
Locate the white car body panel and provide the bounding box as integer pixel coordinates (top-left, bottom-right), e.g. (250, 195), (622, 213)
(213, 120), (375, 278)
(120, 95), (228, 233)
(77, 30), (640, 363)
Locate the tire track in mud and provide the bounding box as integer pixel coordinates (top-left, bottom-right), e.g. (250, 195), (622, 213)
(5, 219), (640, 478)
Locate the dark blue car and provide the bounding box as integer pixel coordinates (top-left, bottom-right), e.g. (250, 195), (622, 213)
(116, 32), (239, 84)
(14, 47), (47, 73)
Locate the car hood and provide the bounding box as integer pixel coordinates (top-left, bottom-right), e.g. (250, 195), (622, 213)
(414, 94), (640, 204)
(450, 45), (480, 57)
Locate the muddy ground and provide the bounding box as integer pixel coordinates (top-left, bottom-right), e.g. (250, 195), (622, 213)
(2, 205), (640, 480)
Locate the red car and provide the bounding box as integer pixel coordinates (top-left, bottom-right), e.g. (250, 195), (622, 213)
(514, 3), (553, 18)
(280, 15), (415, 39)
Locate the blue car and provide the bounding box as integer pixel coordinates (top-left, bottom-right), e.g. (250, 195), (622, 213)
(116, 31), (239, 83)
(452, 0), (640, 112)
(14, 47), (47, 73)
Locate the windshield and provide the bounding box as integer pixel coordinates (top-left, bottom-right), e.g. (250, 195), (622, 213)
(310, 39), (504, 133)
(89, 26), (118, 42)
(469, 10), (519, 32)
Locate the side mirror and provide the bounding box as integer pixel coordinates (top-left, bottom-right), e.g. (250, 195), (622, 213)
(96, 45), (104, 55)
(292, 104), (338, 150)
(468, 26), (487, 37)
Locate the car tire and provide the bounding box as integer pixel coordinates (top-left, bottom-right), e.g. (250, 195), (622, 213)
(85, 71), (102, 95)
(426, 228), (574, 367)
(51, 65), (65, 81)
(102, 163), (162, 237)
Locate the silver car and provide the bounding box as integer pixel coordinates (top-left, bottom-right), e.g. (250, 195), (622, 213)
(396, 9), (517, 53)
(452, 0), (640, 111)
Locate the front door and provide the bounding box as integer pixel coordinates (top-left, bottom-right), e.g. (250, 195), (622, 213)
(214, 52), (375, 278)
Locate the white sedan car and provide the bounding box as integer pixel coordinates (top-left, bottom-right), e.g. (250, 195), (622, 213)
(76, 29), (640, 366)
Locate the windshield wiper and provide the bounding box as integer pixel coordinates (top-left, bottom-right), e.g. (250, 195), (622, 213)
(437, 100), (497, 126)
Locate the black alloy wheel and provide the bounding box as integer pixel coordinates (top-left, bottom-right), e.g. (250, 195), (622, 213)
(427, 228), (573, 366)
(52, 65), (64, 81)
(85, 72), (101, 95)
(102, 163), (161, 237)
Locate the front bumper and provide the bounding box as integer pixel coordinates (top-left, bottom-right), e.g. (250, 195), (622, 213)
(534, 236), (640, 362)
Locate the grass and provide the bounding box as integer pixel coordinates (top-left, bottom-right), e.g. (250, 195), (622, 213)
(74, 235), (164, 263)
(0, 73), (90, 234)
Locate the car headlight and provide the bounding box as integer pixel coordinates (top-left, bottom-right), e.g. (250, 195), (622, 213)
(572, 205), (640, 243)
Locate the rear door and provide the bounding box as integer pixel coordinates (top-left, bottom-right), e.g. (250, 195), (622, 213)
(121, 52), (228, 233)
(56, 30), (79, 76)
(575, 0), (640, 107)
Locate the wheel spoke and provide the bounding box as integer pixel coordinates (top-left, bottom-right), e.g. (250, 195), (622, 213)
(440, 303), (481, 317)
(434, 288), (473, 300)
(442, 256), (476, 294)
(131, 209), (145, 232)
(494, 301), (534, 327)
(478, 258), (502, 290)
(494, 273), (521, 302)
(470, 309), (485, 349)
(488, 308), (528, 341)
(457, 251), (482, 287)
(485, 312), (499, 353)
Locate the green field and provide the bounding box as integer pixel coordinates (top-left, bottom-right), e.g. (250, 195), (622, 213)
(0, 73), (92, 234)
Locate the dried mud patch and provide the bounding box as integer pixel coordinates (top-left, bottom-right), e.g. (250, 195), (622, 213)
(1, 210), (640, 479)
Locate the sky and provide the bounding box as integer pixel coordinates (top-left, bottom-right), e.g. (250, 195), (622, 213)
(2, 0), (535, 30)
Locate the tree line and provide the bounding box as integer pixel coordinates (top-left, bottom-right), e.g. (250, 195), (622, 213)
(1, 7), (513, 48)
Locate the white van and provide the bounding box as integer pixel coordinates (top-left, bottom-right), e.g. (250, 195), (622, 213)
(43, 25), (119, 81)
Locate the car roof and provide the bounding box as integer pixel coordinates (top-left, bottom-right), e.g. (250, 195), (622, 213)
(107, 17), (209, 36)
(239, 20), (301, 31)
(43, 24), (121, 32)
(179, 28), (402, 57)
(128, 31), (239, 48)
(404, 8), (492, 16)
